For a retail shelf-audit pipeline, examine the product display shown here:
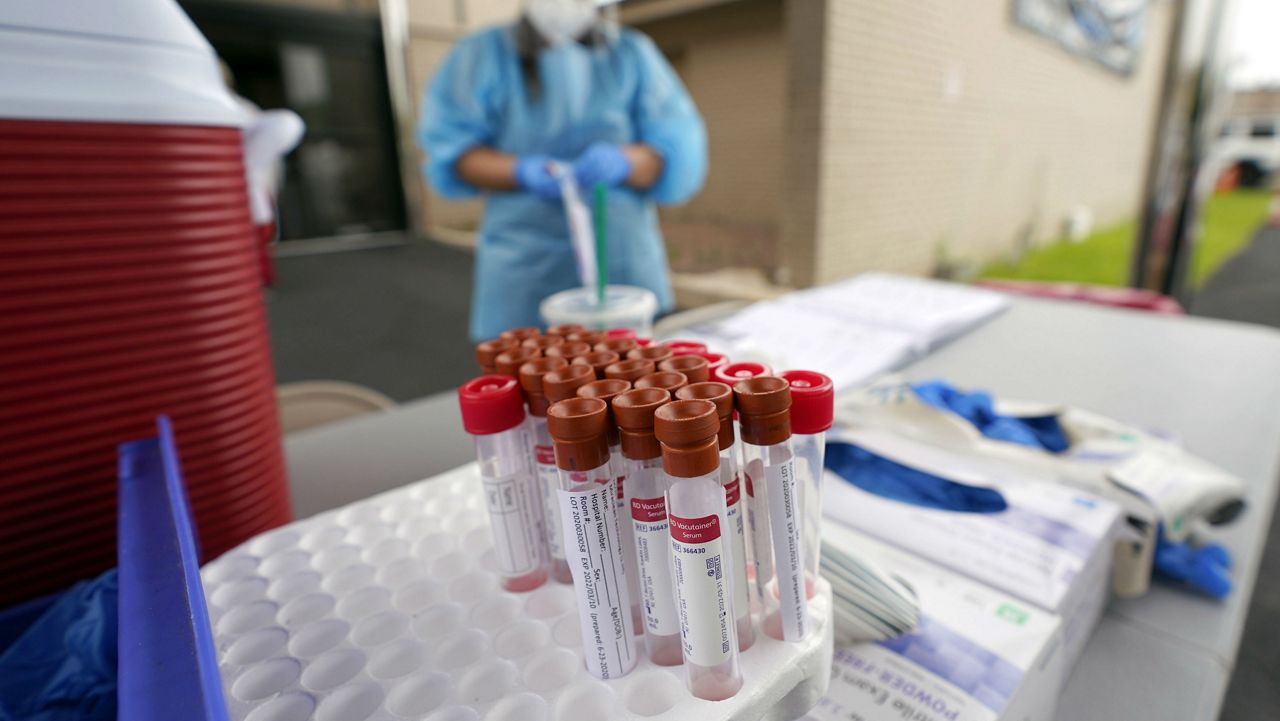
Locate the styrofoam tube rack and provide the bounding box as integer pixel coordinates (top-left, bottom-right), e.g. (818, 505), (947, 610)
(203, 464), (832, 721)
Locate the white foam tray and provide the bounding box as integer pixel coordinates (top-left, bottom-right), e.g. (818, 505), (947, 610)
(202, 463), (833, 721)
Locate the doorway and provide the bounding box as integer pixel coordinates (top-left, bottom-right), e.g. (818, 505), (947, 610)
(182, 0), (407, 240)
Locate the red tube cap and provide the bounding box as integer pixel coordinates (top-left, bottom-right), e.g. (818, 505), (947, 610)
(666, 340), (708, 356)
(713, 361), (772, 386)
(605, 328), (638, 340)
(780, 370), (834, 434)
(697, 351), (729, 371)
(458, 375), (525, 435)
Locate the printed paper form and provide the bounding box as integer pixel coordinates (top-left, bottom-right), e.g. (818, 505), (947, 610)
(778, 272), (1009, 350)
(708, 303), (918, 392)
(666, 273), (1005, 393)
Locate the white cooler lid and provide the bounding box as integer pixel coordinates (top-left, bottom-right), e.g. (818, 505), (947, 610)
(0, 0), (249, 126)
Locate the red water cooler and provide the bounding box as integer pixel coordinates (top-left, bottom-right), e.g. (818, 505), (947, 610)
(0, 1), (292, 605)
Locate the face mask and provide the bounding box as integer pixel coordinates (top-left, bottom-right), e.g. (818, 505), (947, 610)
(527, 0), (598, 46)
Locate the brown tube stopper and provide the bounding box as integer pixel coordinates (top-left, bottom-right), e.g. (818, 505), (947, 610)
(654, 399), (720, 478)
(544, 340), (591, 363)
(494, 346), (541, 377)
(659, 354), (710, 384)
(634, 371), (689, 395)
(595, 337), (637, 355)
(604, 358), (656, 383)
(546, 323), (586, 338)
(566, 330), (606, 347)
(522, 334), (565, 353)
(571, 350), (620, 379)
(518, 357), (568, 416)
(626, 345), (673, 366)
(734, 376), (792, 446)
(576, 378), (632, 447)
(475, 337), (517, 374)
(546, 398), (611, 472)
(612, 388), (671, 461)
(500, 327), (541, 342)
(676, 381), (735, 451)
(543, 363), (596, 404)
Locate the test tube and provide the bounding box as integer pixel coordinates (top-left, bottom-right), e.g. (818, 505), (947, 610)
(675, 382), (755, 651)
(711, 361), (774, 609)
(457, 376), (548, 592)
(541, 364), (598, 583)
(612, 387), (682, 666)
(517, 357), (572, 584)
(604, 358), (655, 384)
(571, 350), (620, 380)
(500, 326), (541, 343)
(546, 323), (586, 338)
(627, 345), (674, 366)
(545, 340), (592, 363)
(493, 346), (541, 378)
(666, 340), (708, 356)
(779, 370), (833, 599)
(712, 361), (772, 388)
(577, 378), (644, 633)
(655, 400), (743, 701)
(566, 330), (606, 347)
(596, 337), (638, 356)
(659, 355), (710, 383)
(475, 337), (517, 375)
(634, 371), (689, 395)
(735, 376), (808, 642)
(522, 334), (565, 354)
(546, 397), (639, 679)
(697, 352), (729, 376)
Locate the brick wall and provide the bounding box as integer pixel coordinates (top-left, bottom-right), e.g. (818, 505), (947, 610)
(632, 0), (786, 273)
(811, 0), (1177, 283)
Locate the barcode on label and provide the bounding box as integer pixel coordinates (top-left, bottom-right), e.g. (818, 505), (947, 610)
(705, 555), (721, 580)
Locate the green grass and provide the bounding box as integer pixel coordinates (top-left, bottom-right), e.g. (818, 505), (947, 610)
(979, 190), (1273, 288)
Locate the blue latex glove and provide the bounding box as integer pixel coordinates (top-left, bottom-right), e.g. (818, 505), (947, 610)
(514, 155), (562, 200)
(0, 570), (118, 721)
(913, 380), (1071, 453)
(1153, 533), (1232, 599)
(826, 442), (1008, 513)
(572, 142), (631, 189)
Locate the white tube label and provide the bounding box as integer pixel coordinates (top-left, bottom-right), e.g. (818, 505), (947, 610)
(670, 512), (733, 667)
(482, 470), (542, 576)
(535, 445), (563, 560)
(613, 459), (641, 624)
(631, 495), (678, 635)
(766, 458), (808, 640)
(559, 480), (637, 678)
(725, 477), (750, 620)
(745, 459), (774, 595)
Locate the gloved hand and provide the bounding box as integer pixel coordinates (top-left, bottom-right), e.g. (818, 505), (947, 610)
(515, 155), (562, 200)
(1153, 534), (1232, 599)
(572, 142), (631, 189)
(912, 380), (1071, 453)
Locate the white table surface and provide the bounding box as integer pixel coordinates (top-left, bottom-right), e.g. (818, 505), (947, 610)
(284, 295), (1280, 721)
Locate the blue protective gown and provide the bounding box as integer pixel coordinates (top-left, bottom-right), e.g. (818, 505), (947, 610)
(419, 25), (707, 341)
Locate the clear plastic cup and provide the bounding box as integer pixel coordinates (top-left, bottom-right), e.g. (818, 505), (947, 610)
(539, 285), (657, 338)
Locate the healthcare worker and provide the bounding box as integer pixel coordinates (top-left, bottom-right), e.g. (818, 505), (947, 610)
(419, 0), (707, 341)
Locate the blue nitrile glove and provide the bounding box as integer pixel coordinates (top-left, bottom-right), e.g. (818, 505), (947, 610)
(0, 569), (118, 721)
(912, 380), (1071, 453)
(572, 142), (631, 189)
(515, 155), (562, 200)
(826, 442), (1008, 513)
(1153, 533), (1232, 599)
